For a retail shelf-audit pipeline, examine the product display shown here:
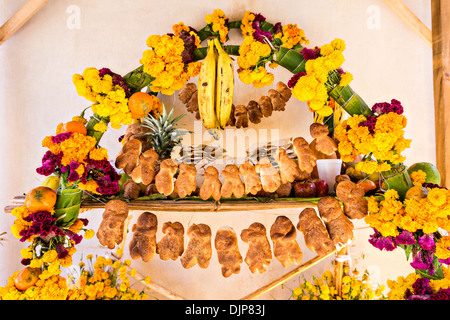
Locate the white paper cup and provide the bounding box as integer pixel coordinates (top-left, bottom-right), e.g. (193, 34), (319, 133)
(316, 159), (343, 194)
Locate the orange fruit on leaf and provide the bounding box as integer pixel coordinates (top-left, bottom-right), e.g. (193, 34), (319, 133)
(357, 179), (377, 194)
(14, 267), (42, 291)
(128, 92), (162, 119)
(60, 121), (87, 135)
(24, 186), (57, 213)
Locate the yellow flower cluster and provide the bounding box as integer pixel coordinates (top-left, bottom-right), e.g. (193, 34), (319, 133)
(67, 255), (149, 300)
(73, 67), (113, 103)
(335, 112), (411, 174)
(205, 9), (228, 43)
(73, 68), (132, 129)
(140, 34), (201, 96)
(237, 36), (274, 88)
(240, 11), (255, 37)
(291, 39), (347, 117)
(386, 267), (450, 300)
(42, 132), (98, 167)
(410, 169), (427, 186)
(10, 204), (33, 240)
(0, 272), (70, 300)
(365, 187), (450, 237)
(292, 268), (385, 300)
(274, 23), (309, 49)
(436, 235), (450, 260)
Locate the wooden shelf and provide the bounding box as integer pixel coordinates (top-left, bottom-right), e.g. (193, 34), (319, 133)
(4, 195), (319, 213)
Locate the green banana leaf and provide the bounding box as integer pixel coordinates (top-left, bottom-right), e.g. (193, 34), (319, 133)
(54, 188), (83, 227)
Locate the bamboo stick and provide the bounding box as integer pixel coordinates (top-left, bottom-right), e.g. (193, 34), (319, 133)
(0, 0), (49, 46)
(431, 0), (450, 188)
(382, 0), (432, 47)
(127, 266), (187, 300)
(4, 197), (319, 213)
(240, 248), (339, 300)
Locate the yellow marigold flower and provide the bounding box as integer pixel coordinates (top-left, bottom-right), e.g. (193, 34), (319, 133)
(116, 248), (124, 257)
(93, 121), (108, 133)
(78, 180), (100, 195)
(172, 22), (190, 36)
(339, 72), (353, 87)
(144, 276), (151, 284)
(89, 147), (109, 161)
(427, 188), (447, 207)
(84, 229), (95, 239)
(410, 170), (427, 186)
(72, 116), (87, 124)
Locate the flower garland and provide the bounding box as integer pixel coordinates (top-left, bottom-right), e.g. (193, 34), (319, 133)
(334, 99), (411, 175)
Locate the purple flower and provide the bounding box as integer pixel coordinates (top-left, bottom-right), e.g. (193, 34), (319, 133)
(431, 288), (450, 300)
(418, 233), (435, 251)
(423, 183), (447, 190)
(65, 229), (83, 245)
(287, 72), (306, 88)
(371, 99), (404, 115)
(368, 229), (397, 251)
(66, 161), (81, 182)
(178, 30), (198, 64)
(251, 20), (273, 43)
(301, 47), (321, 60)
(273, 22), (282, 35)
(358, 114), (378, 133)
(395, 230), (416, 246)
(55, 242), (69, 259)
(36, 151), (63, 176)
(19, 211), (62, 242)
(412, 278), (432, 295)
(51, 132), (72, 144)
(411, 247), (436, 275)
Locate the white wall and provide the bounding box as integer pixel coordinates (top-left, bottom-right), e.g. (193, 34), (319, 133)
(0, 0), (434, 299)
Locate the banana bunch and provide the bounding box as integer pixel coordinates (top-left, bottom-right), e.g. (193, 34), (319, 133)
(197, 38), (234, 134)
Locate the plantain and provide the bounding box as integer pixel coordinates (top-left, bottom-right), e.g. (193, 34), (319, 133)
(197, 40), (219, 131)
(214, 38), (234, 129)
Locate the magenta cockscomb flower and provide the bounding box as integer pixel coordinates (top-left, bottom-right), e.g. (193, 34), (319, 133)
(287, 72), (306, 88)
(368, 229), (397, 251)
(19, 211), (62, 242)
(36, 150), (62, 176)
(418, 233), (436, 251)
(51, 132), (72, 144)
(396, 230), (416, 246)
(358, 114), (377, 133)
(371, 99), (404, 115)
(301, 47), (321, 60)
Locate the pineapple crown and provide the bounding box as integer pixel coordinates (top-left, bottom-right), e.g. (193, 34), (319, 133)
(139, 105), (190, 159)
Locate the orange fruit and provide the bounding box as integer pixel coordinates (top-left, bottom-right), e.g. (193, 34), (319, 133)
(24, 186), (57, 213)
(60, 121), (87, 135)
(128, 92), (162, 119)
(357, 179), (377, 194)
(14, 267), (42, 291)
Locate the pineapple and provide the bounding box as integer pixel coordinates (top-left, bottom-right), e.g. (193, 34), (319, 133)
(139, 105), (190, 160)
